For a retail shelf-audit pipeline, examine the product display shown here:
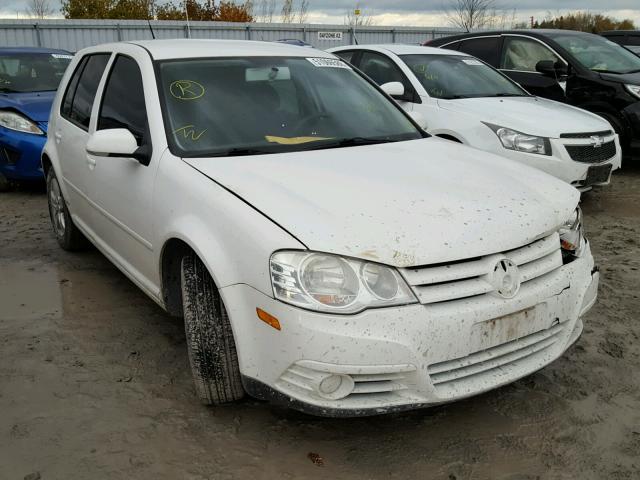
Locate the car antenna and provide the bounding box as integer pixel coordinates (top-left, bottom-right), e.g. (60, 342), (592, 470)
(147, 19), (156, 39)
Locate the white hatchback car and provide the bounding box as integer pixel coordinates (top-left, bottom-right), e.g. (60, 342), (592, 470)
(43, 40), (598, 416)
(329, 44), (622, 191)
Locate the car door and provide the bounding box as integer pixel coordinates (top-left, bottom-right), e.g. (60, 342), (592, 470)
(498, 35), (567, 101)
(84, 52), (159, 292)
(457, 36), (502, 67)
(356, 50), (418, 111)
(56, 53), (111, 223)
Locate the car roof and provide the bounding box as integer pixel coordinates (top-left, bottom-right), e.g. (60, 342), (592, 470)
(330, 44), (468, 56)
(125, 39), (335, 60)
(431, 29), (599, 43)
(601, 30), (639, 35)
(0, 46), (71, 55)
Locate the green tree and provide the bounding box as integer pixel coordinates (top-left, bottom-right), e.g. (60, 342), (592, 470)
(535, 11), (635, 33)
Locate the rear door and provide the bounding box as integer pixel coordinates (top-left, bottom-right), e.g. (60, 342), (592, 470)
(498, 35), (567, 101)
(56, 53), (111, 223)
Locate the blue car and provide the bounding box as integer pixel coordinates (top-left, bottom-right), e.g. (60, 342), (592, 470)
(0, 47), (72, 189)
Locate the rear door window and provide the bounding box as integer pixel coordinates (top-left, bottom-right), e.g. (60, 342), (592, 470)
(62, 53), (110, 130)
(98, 55), (148, 145)
(500, 37), (560, 72)
(333, 50), (358, 64)
(458, 37), (500, 65)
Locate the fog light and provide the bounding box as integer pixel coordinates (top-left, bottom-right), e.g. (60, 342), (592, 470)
(316, 374), (354, 400)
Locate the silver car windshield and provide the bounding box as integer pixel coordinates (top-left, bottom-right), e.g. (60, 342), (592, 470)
(400, 54), (528, 99)
(157, 56), (422, 157)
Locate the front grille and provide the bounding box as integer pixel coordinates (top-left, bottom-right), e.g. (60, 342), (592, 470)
(560, 130), (612, 138)
(400, 233), (562, 305)
(565, 141), (616, 163)
(427, 322), (565, 392)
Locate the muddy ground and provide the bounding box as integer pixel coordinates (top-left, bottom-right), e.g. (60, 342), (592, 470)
(1, 165), (639, 480)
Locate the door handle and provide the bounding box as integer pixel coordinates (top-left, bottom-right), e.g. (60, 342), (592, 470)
(54, 131), (63, 143)
(86, 156), (96, 169)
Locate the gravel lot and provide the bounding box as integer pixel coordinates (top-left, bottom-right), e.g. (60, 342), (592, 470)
(1, 165), (639, 480)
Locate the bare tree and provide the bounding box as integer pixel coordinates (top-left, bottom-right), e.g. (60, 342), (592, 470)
(445, 0), (495, 31)
(297, 0), (309, 23)
(256, 0), (276, 22)
(344, 2), (375, 27)
(25, 0), (54, 19)
(281, 0), (294, 23)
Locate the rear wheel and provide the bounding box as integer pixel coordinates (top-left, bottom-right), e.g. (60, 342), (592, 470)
(46, 168), (88, 250)
(180, 252), (245, 405)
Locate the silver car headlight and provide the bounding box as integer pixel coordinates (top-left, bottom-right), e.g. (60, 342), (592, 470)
(270, 251), (417, 314)
(484, 123), (551, 155)
(559, 206), (586, 259)
(0, 110), (44, 135)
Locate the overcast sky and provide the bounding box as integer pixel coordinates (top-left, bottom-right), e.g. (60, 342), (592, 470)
(1, 0), (640, 26)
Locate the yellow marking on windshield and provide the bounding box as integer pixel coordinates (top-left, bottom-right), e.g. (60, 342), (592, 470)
(169, 80), (205, 100)
(265, 135), (333, 145)
(173, 125), (207, 141)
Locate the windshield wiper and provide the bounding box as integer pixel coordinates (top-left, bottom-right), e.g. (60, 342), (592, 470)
(623, 68), (640, 74)
(485, 93), (531, 97)
(299, 137), (399, 151)
(0, 87), (19, 93)
(440, 94), (472, 99)
(186, 147), (273, 158)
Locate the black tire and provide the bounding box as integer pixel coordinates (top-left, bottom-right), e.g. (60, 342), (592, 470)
(180, 252), (244, 405)
(0, 172), (9, 192)
(46, 168), (88, 251)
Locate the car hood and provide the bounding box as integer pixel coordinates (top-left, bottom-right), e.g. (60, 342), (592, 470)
(184, 138), (578, 267)
(436, 96), (610, 137)
(599, 70), (640, 86)
(0, 91), (56, 122)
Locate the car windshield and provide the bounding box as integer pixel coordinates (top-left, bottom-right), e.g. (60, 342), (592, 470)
(548, 33), (640, 74)
(157, 56), (422, 157)
(0, 52), (72, 93)
(400, 54), (528, 99)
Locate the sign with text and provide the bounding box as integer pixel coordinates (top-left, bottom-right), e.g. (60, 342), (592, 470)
(317, 31), (343, 41)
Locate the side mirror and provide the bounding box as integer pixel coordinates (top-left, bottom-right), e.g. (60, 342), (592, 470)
(86, 128), (150, 165)
(408, 111), (428, 130)
(535, 60), (568, 78)
(380, 81), (405, 98)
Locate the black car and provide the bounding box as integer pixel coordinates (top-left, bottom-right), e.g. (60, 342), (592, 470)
(601, 30), (640, 56)
(427, 30), (640, 159)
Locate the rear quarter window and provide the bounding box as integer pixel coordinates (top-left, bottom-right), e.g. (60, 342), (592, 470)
(61, 53), (110, 130)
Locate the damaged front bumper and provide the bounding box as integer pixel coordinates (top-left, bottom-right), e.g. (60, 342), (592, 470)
(222, 243), (599, 417)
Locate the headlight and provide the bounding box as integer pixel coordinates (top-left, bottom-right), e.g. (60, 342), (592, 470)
(559, 206), (585, 260)
(0, 110), (44, 135)
(625, 84), (640, 99)
(270, 251), (417, 314)
(484, 123), (550, 155)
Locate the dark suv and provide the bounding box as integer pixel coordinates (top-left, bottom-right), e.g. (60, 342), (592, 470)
(601, 31), (640, 55)
(427, 30), (640, 159)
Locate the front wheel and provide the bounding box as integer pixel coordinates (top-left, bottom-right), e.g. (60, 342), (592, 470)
(46, 168), (88, 251)
(181, 252), (245, 405)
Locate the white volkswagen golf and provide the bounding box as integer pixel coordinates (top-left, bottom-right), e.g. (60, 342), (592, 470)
(43, 40), (598, 416)
(329, 44), (622, 192)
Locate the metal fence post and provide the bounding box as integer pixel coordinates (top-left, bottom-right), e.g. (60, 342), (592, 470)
(116, 23), (122, 41)
(302, 26), (306, 42)
(33, 23), (42, 47)
(391, 28), (396, 43)
(184, 24), (189, 38)
(246, 24), (251, 40)
(350, 27), (354, 44)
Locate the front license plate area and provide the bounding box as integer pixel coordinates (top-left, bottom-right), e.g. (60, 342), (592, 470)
(584, 163), (613, 186)
(474, 305), (549, 349)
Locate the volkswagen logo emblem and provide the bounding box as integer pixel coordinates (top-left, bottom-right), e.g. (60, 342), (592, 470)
(590, 135), (604, 148)
(490, 258), (521, 299)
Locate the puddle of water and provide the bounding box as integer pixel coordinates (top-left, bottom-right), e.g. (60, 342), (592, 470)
(0, 262), (63, 320)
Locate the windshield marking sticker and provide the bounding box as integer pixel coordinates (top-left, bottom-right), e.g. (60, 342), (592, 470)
(306, 57), (351, 69)
(51, 54), (73, 59)
(462, 59), (483, 66)
(170, 80), (205, 100)
(265, 135), (333, 145)
(173, 125), (207, 141)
